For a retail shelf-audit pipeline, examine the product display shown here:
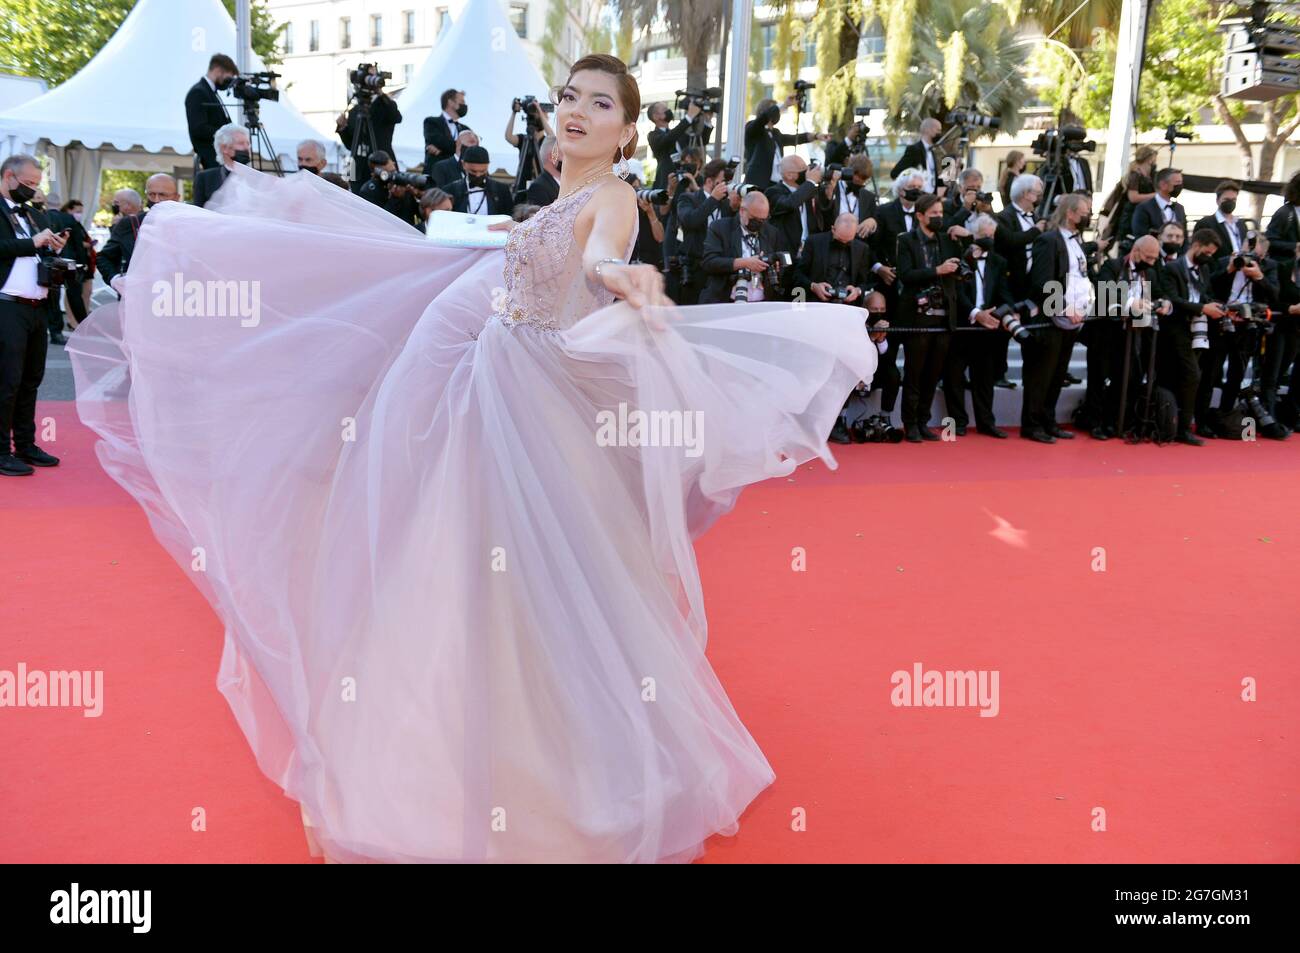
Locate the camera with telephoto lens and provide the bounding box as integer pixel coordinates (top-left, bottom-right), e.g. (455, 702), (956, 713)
(727, 182), (761, 198)
(636, 188), (668, 205)
(946, 109), (1001, 130)
(1031, 126), (1096, 157)
(917, 284), (946, 315)
(1190, 310), (1212, 350)
(1224, 301), (1272, 333)
(759, 251), (791, 297)
(349, 64), (391, 101)
(232, 71), (280, 104)
(853, 413), (904, 444)
(376, 169), (431, 189)
(992, 299), (1038, 342)
(792, 78), (815, 110)
(36, 254), (80, 288)
(514, 94), (555, 129)
(675, 87), (723, 115)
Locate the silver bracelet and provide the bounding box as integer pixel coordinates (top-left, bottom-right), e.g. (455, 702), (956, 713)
(593, 257), (624, 282)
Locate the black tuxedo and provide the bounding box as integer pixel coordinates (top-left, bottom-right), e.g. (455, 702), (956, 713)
(1262, 204), (1300, 410)
(1062, 153), (1094, 196)
(742, 117), (815, 189)
(525, 171), (559, 207)
(184, 77), (232, 171)
(793, 231), (873, 299)
(647, 119), (714, 190)
(339, 95), (401, 187)
(823, 139), (853, 168)
(764, 180), (820, 256)
(423, 114), (470, 162)
(1194, 213), (1249, 265)
(0, 200), (53, 455)
(430, 155), (465, 189)
(699, 215), (786, 304)
(943, 251), (1014, 431)
(814, 180), (877, 232)
(1020, 228), (1091, 433)
(446, 177), (514, 216)
(890, 140), (938, 181)
(994, 205), (1041, 300)
(1154, 255), (1218, 431)
(97, 211), (146, 283)
(1131, 196), (1187, 246)
(1079, 256), (1149, 429)
(868, 199), (920, 270)
(192, 165), (231, 209)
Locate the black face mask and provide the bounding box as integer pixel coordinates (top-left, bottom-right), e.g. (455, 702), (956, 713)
(1219, 198), (1236, 215)
(1170, 185), (1183, 198)
(1162, 241), (1182, 257)
(764, 105), (781, 125)
(466, 173), (488, 188)
(31, 202), (45, 212)
(1194, 251), (1215, 266)
(456, 102), (468, 118)
(1132, 257), (1151, 273)
(301, 165), (320, 175)
(233, 150), (252, 166)
(744, 216), (766, 232)
(110, 201), (120, 215)
(1078, 213), (1092, 230)
(924, 215), (943, 232)
(145, 200), (156, 209)
(9, 181), (36, 204)
(660, 108), (674, 123)
(215, 75), (234, 91)
(902, 188), (922, 202)
(795, 171), (806, 185)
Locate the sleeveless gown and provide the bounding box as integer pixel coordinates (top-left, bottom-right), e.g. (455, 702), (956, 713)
(68, 165), (877, 863)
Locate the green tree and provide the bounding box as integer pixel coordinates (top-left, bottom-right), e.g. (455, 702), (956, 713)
(0, 0), (281, 87)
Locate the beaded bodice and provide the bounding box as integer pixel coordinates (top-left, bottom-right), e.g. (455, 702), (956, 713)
(493, 177), (639, 333)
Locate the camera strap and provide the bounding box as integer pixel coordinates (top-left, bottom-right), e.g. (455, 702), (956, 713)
(3, 201), (33, 238)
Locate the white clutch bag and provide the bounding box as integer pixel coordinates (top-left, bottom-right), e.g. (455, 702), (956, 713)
(425, 209), (513, 248)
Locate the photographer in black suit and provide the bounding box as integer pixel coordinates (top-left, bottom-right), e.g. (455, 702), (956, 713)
(742, 96), (830, 190)
(674, 158), (738, 305)
(1198, 231), (1278, 436)
(699, 191), (787, 304)
(869, 169), (925, 294)
(765, 155), (824, 258)
(1194, 180), (1248, 265)
(824, 121), (868, 168)
(1131, 168), (1187, 249)
(943, 168), (994, 230)
(794, 211), (874, 305)
(337, 70), (402, 193)
(1263, 172), (1300, 416)
(1153, 227), (1224, 444)
(185, 53), (237, 171)
(943, 214), (1014, 438)
(430, 130), (480, 188)
(525, 136), (561, 208)
(193, 123), (251, 209)
(97, 187), (144, 285)
(1022, 192), (1093, 443)
(0, 154), (67, 475)
(1083, 235), (1163, 439)
(423, 89), (470, 165)
(357, 151), (419, 225)
(890, 117), (941, 182)
(445, 146), (513, 216)
(896, 194), (962, 441)
(995, 173), (1047, 389)
(646, 100), (712, 190)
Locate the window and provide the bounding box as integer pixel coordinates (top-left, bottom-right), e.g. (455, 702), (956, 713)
(339, 17), (350, 50)
(509, 4), (528, 39)
(403, 11), (415, 44)
(860, 17), (886, 61)
(308, 20), (319, 52)
(802, 30), (816, 65)
(403, 64), (414, 85)
(436, 8), (450, 36)
(370, 14), (382, 47)
(761, 24), (776, 71)
(282, 22), (294, 55)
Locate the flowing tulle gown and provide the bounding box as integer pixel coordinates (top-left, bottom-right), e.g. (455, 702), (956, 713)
(68, 165), (877, 863)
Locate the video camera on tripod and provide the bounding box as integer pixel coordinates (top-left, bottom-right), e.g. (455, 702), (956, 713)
(231, 71), (280, 107)
(513, 94), (555, 128)
(349, 64), (391, 101)
(1165, 118), (1194, 144)
(946, 109), (1001, 130)
(375, 168), (432, 190)
(675, 87), (723, 116)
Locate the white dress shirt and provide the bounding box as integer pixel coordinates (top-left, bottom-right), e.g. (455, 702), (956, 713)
(838, 181), (859, 218)
(783, 180), (809, 246)
(1060, 226), (1092, 325)
(1185, 252), (1203, 304)
(740, 230), (765, 302)
(967, 257), (988, 323)
(1156, 194), (1178, 222)
(1, 197), (47, 300)
(1015, 204), (1036, 271)
(1215, 209), (1243, 255)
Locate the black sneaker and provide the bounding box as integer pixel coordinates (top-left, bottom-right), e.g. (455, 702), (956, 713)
(0, 453), (35, 476)
(15, 445), (59, 467)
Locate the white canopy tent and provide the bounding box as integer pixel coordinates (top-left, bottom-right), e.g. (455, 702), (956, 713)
(0, 0), (324, 210)
(390, 0), (553, 174)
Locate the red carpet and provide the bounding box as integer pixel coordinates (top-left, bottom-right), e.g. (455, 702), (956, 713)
(3, 401), (1297, 863)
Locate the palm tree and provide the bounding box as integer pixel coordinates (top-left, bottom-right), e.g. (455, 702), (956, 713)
(882, 0), (1031, 138)
(608, 0), (727, 95)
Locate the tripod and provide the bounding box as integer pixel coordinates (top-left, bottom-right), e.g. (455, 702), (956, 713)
(1117, 314), (1161, 442)
(242, 102), (284, 176)
(346, 93), (382, 184)
(512, 116), (545, 203)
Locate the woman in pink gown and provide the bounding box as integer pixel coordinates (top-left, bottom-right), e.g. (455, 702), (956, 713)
(69, 54), (876, 862)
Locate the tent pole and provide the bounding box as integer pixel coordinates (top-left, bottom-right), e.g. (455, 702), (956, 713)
(724, 0), (752, 163)
(235, 0), (252, 127)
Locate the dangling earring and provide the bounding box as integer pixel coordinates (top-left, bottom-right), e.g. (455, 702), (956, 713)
(615, 143), (630, 179)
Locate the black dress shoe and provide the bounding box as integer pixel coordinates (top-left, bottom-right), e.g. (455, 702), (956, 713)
(954, 424), (968, 436)
(829, 421), (852, 444)
(1175, 431), (1205, 446)
(918, 426), (940, 441)
(1064, 372), (1083, 385)
(15, 445), (59, 467)
(1047, 426), (1075, 439)
(1022, 429), (1056, 444)
(49, 333), (68, 346)
(1090, 425), (1113, 441)
(995, 378), (1017, 390)
(976, 425), (1008, 439)
(904, 425), (923, 443)
(1196, 424), (1219, 439)
(0, 453), (35, 476)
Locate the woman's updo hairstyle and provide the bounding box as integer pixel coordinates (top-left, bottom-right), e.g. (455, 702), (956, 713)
(550, 53), (641, 162)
